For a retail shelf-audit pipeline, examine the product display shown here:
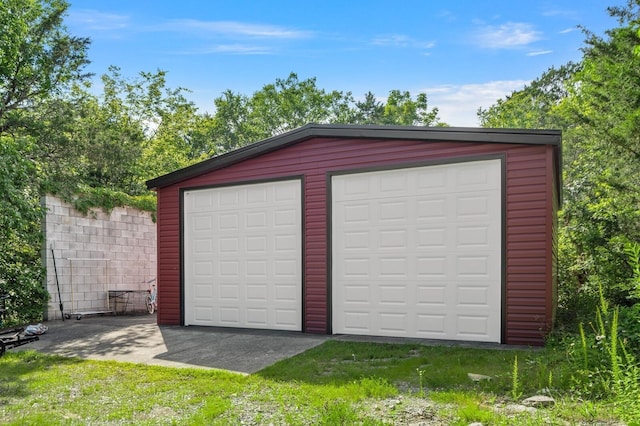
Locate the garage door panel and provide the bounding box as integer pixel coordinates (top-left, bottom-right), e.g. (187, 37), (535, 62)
(457, 315), (492, 338)
(192, 215), (212, 231)
(194, 305), (214, 321)
(275, 234), (298, 251)
(218, 213), (239, 230)
(379, 229), (407, 249)
(219, 284), (238, 300)
(342, 284), (370, 304)
(456, 226), (490, 247)
(415, 314), (447, 336)
(456, 195), (493, 218)
(184, 180), (302, 331)
(220, 189), (240, 207)
(219, 307), (240, 325)
(457, 285), (491, 306)
(341, 311), (370, 332)
(417, 228), (447, 248)
(275, 309), (299, 327)
(275, 284), (298, 302)
(332, 160), (502, 343)
(416, 197), (448, 220)
(246, 308), (267, 325)
(416, 283), (447, 305)
(378, 284), (409, 304)
(246, 283), (267, 301)
(416, 256), (448, 277)
(378, 312), (408, 333)
(379, 200), (408, 221)
(342, 203), (371, 223)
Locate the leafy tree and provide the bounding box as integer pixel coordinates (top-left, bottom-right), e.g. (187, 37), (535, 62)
(561, 1), (640, 308)
(0, 0), (90, 135)
(352, 91), (385, 124)
(39, 67), (200, 197)
(477, 2), (640, 322)
(211, 73), (445, 152)
(0, 136), (47, 322)
(211, 73), (355, 151)
(141, 101), (214, 181)
(379, 90), (441, 126)
(0, 0), (90, 322)
(477, 63), (578, 130)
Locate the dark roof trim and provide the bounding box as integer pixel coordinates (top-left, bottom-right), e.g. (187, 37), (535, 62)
(146, 123), (561, 190)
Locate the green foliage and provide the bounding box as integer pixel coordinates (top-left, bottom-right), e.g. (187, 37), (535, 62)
(477, 63), (578, 129)
(210, 72), (445, 152)
(0, 0), (90, 134)
(479, 3), (640, 322)
(317, 400), (360, 425)
(0, 0), (90, 321)
(511, 355), (522, 401)
(557, 286), (640, 423)
(0, 137), (47, 323)
(618, 304), (640, 357)
(354, 89), (443, 126)
(624, 242), (640, 301)
(62, 186), (157, 218)
(211, 73), (355, 151)
(560, 2), (640, 310)
(416, 368), (426, 397)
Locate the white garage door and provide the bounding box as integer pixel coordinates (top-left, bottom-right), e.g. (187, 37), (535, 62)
(332, 159), (502, 342)
(184, 180), (302, 331)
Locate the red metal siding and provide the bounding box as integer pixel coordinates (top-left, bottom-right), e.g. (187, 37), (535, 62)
(156, 137), (557, 345)
(155, 188), (182, 325)
(504, 147), (554, 345)
(549, 145), (560, 329)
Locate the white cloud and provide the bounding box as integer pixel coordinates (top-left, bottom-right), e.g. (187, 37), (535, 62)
(474, 22), (542, 49)
(541, 8), (580, 19)
(156, 20), (313, 39)
(559, 27), (578, 34)
(183, 44), (273, 55)
(372, 34), (435, 50)
(422, 80), (529, 127)
(372, 34), (411, 46)
(437, 10), (457, 23)
(68, 10), (130, 31)
(527, 50), (553, 56)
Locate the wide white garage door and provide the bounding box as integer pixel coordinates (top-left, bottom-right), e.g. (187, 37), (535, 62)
(332, 159), (502, 342)
(184, 180), (302, 331)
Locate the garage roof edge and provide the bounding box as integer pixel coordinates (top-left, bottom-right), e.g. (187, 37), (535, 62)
(146, 123), (561, 190)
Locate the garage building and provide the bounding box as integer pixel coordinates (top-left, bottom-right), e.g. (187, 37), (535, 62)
(146, 124), (561, 346)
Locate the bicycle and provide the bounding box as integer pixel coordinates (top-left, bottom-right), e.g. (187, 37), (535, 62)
(145, 278), (157, 314)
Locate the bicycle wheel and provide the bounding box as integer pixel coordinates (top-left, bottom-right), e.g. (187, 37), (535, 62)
(145, 294), (155, 314)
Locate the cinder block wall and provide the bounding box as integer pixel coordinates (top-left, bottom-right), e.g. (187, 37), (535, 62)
(43, 195), (157, 320)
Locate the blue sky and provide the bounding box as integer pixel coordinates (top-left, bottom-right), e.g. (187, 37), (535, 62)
(65, 1), (621, 127)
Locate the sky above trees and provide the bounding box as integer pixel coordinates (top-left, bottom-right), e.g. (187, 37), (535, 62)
(65, 0), (623, 126)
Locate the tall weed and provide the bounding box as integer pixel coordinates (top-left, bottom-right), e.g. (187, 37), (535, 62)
(568, 282), (640, 423)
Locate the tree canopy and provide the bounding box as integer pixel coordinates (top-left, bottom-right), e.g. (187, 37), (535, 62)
(0, 0), (90, 135)
(478, 1), (640, 320)
(0, 0), (89, 321)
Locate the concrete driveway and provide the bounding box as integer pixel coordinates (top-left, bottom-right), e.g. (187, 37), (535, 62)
(16, 315), (328, 374)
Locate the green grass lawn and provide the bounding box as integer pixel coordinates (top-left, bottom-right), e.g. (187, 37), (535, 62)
(0, 342), (625, 425)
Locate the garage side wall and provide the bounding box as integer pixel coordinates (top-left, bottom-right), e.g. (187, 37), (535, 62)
(155, 137), (556, 344)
